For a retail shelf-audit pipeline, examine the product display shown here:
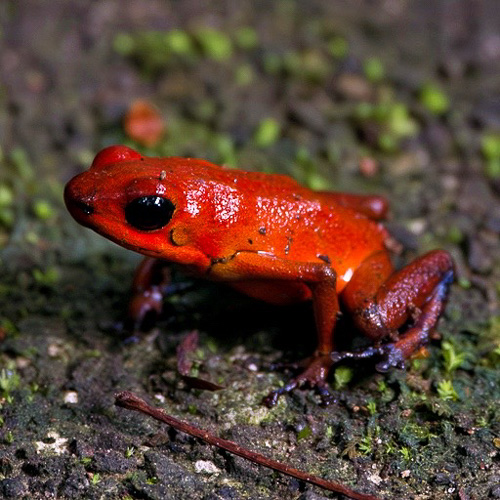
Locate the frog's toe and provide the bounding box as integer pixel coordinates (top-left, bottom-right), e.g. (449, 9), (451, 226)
(375, 344), (405, 372)
(263, 354), (334, 407)
(316, 383), (336, 406)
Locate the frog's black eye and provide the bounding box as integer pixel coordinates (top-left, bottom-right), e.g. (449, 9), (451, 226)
(125, 196), (175, 231)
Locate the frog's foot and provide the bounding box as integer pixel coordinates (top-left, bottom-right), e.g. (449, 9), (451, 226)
(330, 323), (432, 373)
(374, 344), (406, 372)
(263, 353), (335, 407)
(128, 285), (165, 331)
(330, 345), (385, 364)
(329, 343), (407, 372)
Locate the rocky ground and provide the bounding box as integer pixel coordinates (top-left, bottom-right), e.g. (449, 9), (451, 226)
(0, 1), (499, 499)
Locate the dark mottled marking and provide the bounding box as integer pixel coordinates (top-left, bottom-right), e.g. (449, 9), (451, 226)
(259, 227), (267, 235)
(318, 254), (331, 264)
(248, 239), (253, 244)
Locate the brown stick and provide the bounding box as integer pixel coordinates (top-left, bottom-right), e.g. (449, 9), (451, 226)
(115, 391), (380, 500)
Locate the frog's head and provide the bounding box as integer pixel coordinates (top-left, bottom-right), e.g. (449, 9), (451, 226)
(64, 145), (210, 268)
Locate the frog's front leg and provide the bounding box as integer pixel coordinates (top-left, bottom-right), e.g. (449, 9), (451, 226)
(128, 257), (171, 331)
(209, 251), (339, 406)
(340, 249), (454, 370)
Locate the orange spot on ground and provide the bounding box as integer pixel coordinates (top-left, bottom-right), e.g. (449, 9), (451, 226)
(124, 99), (165, 147)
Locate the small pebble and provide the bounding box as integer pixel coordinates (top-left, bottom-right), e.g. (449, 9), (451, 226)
(194, 460), (220, 475)
(63, 391), (78, 404)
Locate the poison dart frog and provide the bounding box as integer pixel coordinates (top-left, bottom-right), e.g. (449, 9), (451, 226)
(65, 145), (454, 406)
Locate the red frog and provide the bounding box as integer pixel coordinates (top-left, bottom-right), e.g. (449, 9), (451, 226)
(65, 145), (454, 405)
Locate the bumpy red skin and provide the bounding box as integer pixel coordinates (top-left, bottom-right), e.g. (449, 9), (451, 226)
(65, 145), (454, 405)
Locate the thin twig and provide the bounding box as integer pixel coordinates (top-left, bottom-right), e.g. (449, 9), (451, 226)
(115, 391), (380, 500)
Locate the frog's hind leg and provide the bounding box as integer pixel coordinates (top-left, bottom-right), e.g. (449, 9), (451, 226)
(339, 249), (454, 370)
(317, 192), (388, 220)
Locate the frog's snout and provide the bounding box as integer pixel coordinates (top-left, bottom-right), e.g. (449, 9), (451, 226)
(64, 175), (95, 225)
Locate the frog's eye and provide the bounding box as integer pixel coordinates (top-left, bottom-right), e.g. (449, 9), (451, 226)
(125, 196), (175, 231)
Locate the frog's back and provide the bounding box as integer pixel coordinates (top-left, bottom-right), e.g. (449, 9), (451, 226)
(186, 164), (389, 290)
(177, 161), (389, 276)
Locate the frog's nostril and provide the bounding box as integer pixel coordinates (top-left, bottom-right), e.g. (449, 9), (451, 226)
(74, 200), (94, 215)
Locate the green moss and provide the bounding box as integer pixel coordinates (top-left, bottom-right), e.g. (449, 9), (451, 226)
(436, 380), (459, 401)
(419, 82), (450, 115)
(458, 277), (471, 289)
(25, 231), (39, 245)
(191, 99), (217, 122)
(399, 446), (411, 461)
(235, 63), (255, 86)
(377, 380), (388, 393)
(358, 434), (373, 455)
(386, 103), (419, 138)
(0, 367), (21, 396)
(4, 430), (14, 444)
(113, 30), (198, 74)
(325, 425), (333, 440)
(363, 57), (385, 83)
(292, 147), (330, 190)
(283, 49), (331, 82)
(113, 33), (135, 55)
(334, 366), (353, 390)
(84, 349), (102, 358)
(9, 148), (34, 181)
(0, 184), (14, 207)
(367, 400), (377, 415)
(0, 319), (17, 337)
(296, 425), (312, 441)
(32, 199), (55, 220)
(327, 36), (348, 58)
(194, 28), (233, 61)
(378, 132), (399, 153)
(234, 27), (259, 50)
(254, 118), (281, 148)
(478, 316), (500, 366)
(214, 134), (237, 166)
(0, 206), (14, 228)
(355, 99), (419, 152)
(32, 267), (60, 287)
(481, 132), (500, 178)
(447, 225), (464, 244)
(165, 29), (195, 55)
(482, 132), (500, 159)
(401, 421), (436, 443)
(441, 341), (467, 373)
